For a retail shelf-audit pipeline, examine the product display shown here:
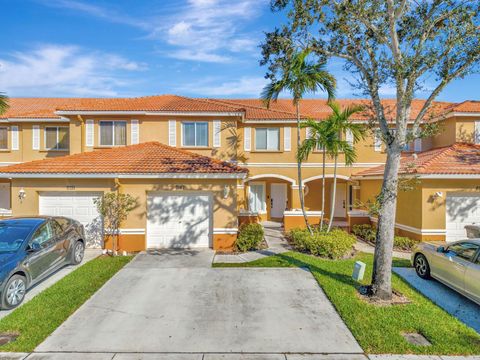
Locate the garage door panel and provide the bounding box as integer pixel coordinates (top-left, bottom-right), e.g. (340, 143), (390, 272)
(39, 192), (103, 248)
(147, 193), (211, 248)
(446, 193), (480, 242)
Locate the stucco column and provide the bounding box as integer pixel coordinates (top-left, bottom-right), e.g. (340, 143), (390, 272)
(236, 181), (246, 211)
(291, 185), (303, 209)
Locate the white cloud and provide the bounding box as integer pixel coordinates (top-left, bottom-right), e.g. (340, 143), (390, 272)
(0, 44), (145, 96)
(176, 76), (268, 96)
(158, 0), (266, 62)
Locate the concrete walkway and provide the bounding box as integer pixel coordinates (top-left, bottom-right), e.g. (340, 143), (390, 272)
(0, 249), (102, 320)
(3, 352), (480, 359)
(35, 249), (361, 355)
(355, 239), (411, 260)
(213, 223), (291, 264)
(394, 267), (480, 333)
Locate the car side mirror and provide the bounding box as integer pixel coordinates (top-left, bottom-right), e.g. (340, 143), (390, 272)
(27, 241), (41, 252)
(436, 246), (446, 253)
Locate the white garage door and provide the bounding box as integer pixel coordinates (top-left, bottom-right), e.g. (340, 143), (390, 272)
(147, 193), (211, 248)
(446, 193), (480, 242)
(39, 192), (103, 248)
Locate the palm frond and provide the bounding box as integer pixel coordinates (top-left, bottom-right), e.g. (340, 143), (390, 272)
(0, 93), (9, 115)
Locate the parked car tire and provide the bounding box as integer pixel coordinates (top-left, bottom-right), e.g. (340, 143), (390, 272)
(71, 240), (85, 265)
(414, 253), (431, 279)
(1, 274), (27, 310)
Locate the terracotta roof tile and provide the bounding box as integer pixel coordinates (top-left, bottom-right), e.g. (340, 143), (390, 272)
(0, 95), (472, 121)
(0, 142), (247, 175)
(354, 143), (480, 177)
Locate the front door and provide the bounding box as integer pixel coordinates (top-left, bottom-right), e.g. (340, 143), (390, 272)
(333, 183), (347, 218)
(270, 183), (287, 219)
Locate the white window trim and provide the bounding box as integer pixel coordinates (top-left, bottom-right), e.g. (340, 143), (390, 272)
(248, 181), (266, 214)
(32, 125), (40, 150)
(284, 127), (291, 152)
(255, 127), (280, 151)
(99, 120), (127, 147)
(374, 130), (382, 152)
(475, 120), (480, 145)
(213, 120), (221, 148)
(11, 126), (19, 151)
(244, 127), (251, 152)
(130, 119), (139, 145)
(44, 126), (69, 151)
(0, 127), (8, 150)
(181, 121), (209, 148)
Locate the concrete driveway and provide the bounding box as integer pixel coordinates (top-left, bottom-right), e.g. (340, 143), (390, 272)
(36, 250), (362, 355)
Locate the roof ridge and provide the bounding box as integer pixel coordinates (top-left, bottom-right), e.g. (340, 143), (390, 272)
(207, 98), (304, 118)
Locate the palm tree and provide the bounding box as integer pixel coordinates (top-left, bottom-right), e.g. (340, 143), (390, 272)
(261, 49), (336, 233)
(0, 93), (8, 115)
(324, 102), (365, 232)
(297, 119), (334, 231)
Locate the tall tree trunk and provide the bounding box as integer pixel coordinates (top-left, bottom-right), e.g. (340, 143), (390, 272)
(371, 147), (402, 300)
(319, 148), (326, 231)
(295, 102), (312, 234)
(327, 155), (338, 232)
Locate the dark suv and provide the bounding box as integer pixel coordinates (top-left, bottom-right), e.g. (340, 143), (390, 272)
(0, 216), (86, 309)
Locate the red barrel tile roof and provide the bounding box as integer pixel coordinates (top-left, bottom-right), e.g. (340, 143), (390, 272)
(354, 143), (480, 177)
(0, 142), (247, 175)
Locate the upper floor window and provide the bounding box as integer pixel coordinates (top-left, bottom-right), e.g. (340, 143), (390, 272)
(255, 128), (279, 151)
(182, 122), (208, 147)
(100, 121), (126, 146)
(45, 126), (69, 150)
(0, 128), (7, 150)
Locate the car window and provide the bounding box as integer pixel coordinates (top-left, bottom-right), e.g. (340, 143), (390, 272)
(31, 223), (53, 246)
(50, 220), (64, 236)
(447, 242), (480, 262)
(0, 223), (33, 252)
(55, 217), (71, 230)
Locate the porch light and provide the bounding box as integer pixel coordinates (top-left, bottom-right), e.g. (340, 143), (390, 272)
(18, 188), (26, 203)
(433, 191), (443, 199)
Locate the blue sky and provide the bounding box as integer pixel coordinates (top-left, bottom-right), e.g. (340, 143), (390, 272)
(1, 0), (479, 101)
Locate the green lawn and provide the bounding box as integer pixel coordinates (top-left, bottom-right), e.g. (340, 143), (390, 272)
(214, 252), (480, 355)
(0, 255), (132, 352)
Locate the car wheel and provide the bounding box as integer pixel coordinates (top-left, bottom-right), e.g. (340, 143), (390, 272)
(414, 254), (431, 279)
(71, 240), (85, 265)
(1, 274), (27, 310)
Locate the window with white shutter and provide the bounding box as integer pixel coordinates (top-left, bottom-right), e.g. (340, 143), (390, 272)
(475, 121), (480, 144)
(131, 119), (139, 145)
(345, 129), (353, 146)
(374, 130), (382, 152)
(11, 126), (19, 150)
(32, 125), (40, 150)
(213, 120), (221, 148)
(169, 120), (176, 146)
(244, 127), (251, 152)
(85, 120), (94, 147)
(284, 127), (291, 151)
(306, 127), (312, 139)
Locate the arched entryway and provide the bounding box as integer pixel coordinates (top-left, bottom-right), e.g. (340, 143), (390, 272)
(242, 174), (296, 222)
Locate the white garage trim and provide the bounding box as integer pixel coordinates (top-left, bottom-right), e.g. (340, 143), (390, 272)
(446, 192), (480, 242)
(146, 191), (213, 249)
(39, 191), (104, 248)
(213, 228), (238, 234)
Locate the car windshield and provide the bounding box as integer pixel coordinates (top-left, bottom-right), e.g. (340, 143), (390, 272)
(0, 223), (33, 252)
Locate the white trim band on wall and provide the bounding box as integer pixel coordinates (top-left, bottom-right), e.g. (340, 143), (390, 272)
(0, 173), (247, 179)
(369, 217), (446, 235)
(284, 210), (324, 217)
(213, 228), (238, 234)
(241, 162), (385, 168)
(118, 228), (146, 235)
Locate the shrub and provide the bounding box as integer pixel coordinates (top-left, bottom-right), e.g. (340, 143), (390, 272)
(394, 236), (419, 250)
(288, 228), (356, 259)
(351, 224), (376, 242)
(235, 223), (264, 252)
(352, 224), (419, 250)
